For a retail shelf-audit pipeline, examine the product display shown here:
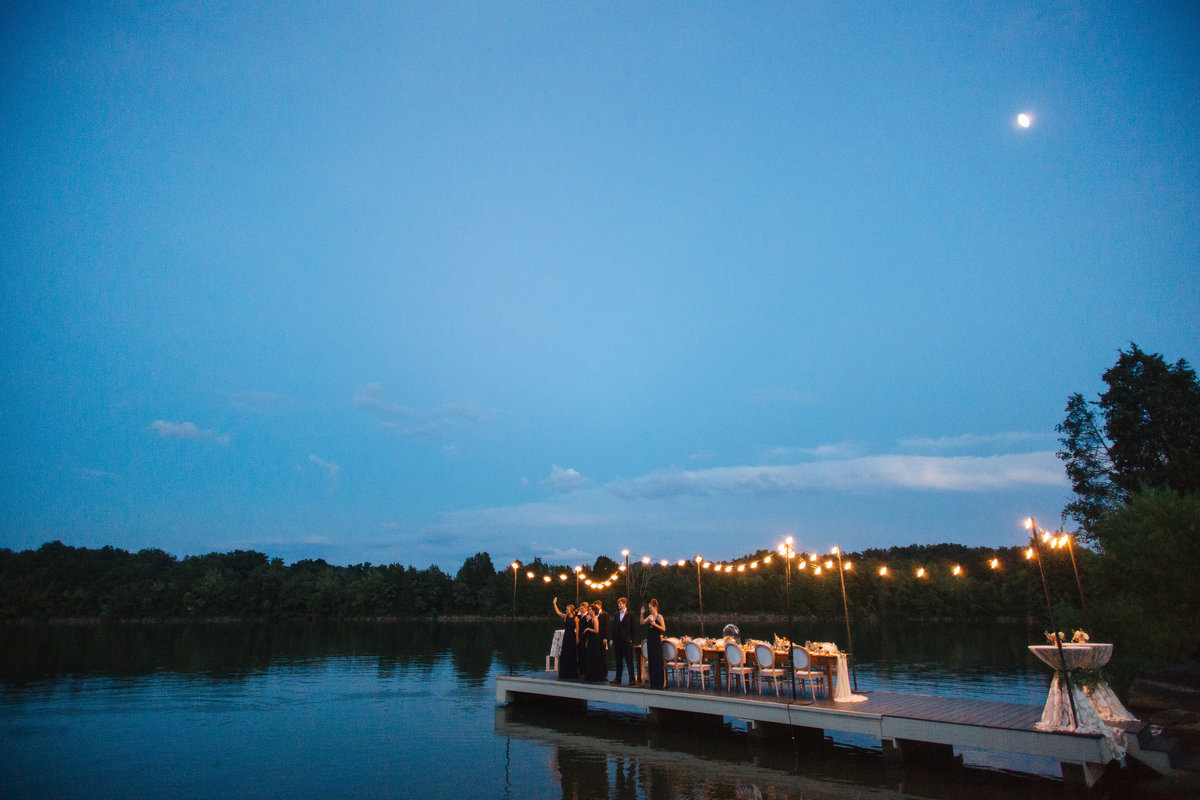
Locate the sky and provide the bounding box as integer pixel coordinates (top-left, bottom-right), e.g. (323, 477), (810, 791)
(2, 2), (1197, 572)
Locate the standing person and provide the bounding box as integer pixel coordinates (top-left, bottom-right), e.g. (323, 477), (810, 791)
(582, 604), (606, 682)
(610, 597), (635, 686)
(640, 598), (667, 689)
(576, 602), (592, 680)
(552, 598), (579, 680)
(594, 600), (610, 675)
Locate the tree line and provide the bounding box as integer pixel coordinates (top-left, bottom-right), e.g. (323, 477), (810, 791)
(0, 539), (1086, 625)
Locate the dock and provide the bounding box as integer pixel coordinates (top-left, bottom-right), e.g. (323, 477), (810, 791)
(495, 672), (1154, 787)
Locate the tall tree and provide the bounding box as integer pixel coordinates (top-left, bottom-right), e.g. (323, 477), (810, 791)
(1057, 343), (1200, 543)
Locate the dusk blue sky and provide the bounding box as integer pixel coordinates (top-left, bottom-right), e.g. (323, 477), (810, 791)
(2, 2), (1197, 571)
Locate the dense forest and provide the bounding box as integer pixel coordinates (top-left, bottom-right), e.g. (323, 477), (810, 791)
(0, 539), (1094, 630)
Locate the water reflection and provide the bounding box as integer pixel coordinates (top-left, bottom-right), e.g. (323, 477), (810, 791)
(497, 703), (1084, 800)
(1, 621), (1183, 800)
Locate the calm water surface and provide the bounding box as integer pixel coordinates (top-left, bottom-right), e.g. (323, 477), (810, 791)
(0, 620), (1182, 799)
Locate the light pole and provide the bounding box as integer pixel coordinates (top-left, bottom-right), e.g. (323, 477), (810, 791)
(1027, 517), (1079, 729)
(1060, 530), (1091, 633)
(573, 565), (581, 605)
(622, 549), (630, 599)
(833, 547), (858, 692)
(779, 537), (796, 699)
(694, 556), (706, 638)
(510, 561), (520, 621)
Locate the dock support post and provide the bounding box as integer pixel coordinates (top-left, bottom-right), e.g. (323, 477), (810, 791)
(1060, 761), (1107, 788)
(886, 738), (958, 767)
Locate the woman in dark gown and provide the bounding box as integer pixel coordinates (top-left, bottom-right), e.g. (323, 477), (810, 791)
(582, 605), (606, 682)
(640, 598), (666, 689)
(553, 598), (579, 680)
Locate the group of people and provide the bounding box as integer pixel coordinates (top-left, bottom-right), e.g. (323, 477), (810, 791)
(552, 596), (668, 688)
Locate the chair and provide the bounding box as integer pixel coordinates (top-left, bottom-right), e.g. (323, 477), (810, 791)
(754, 644), (786, 696)
(641, 640), (650, 685)
(725, 643), (755, 693)
(662, 640), (686, 686)
(791, 645), (824, 700)
(546, 629), (565, 671)
(684, 641), (714, 690)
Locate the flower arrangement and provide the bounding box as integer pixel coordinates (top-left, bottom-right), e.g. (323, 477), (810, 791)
(1071, 629), (1090, 643)
(1044, 631), (1066, 644)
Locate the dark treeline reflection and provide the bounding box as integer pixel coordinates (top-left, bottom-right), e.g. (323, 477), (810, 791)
(497, 704), (1092, 800)
(3, 619), (1065, 699)
(0, 620), (562, 692)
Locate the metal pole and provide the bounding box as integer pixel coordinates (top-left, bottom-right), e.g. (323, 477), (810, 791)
(786, 544), (796, 700)
(835, 548), (858, 692)
(623, 550), (630, 600)
(1030, 518), (1079, 729)
(695, 558), (706, 638)
(1064, 533), (1092, 633)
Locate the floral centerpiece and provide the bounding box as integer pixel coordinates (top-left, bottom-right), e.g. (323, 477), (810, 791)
(1072, 630), (1090, 643)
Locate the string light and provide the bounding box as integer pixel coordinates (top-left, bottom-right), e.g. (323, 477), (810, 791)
(513, 525), (1083, 592)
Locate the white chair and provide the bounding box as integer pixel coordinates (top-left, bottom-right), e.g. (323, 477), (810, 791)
(791, 645), (824, 700)
(684, 641), (714, 690)
(641, 640), (650, 685)
(547, 628), (564, 671)
(754, 643), (786, 696)
(662, 639), (686, 686)
(725, 643), (755, 693)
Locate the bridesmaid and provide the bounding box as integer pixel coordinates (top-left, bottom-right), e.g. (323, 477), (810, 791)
(582, 604), (606, 682)
(640, 598), (666, 689)
(552, 598), (579, 680)
(577, 602), (592, 679)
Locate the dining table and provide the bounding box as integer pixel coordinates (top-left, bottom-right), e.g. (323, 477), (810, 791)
(802, 647), (867, 702)
(1027, 642), (1137, 760)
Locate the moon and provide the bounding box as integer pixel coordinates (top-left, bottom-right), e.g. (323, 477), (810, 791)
(1017, 112), (1033, 129)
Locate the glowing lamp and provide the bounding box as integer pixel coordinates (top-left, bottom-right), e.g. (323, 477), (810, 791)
(879, 566), (888, 577)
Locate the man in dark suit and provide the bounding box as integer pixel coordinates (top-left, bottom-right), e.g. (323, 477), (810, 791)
(609, 597), (635, 685)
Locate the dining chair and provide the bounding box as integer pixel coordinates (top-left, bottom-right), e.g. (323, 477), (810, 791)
(791, 645), (823, 700)
(725, 642), (755, 693)
(641, 640), (649, 685)
(753, 644), (786, 696)
(684, 641), (714, 690)
(662, 639), (685, 686)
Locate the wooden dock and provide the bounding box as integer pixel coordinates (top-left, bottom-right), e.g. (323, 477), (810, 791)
(495, 672), (1142, 787)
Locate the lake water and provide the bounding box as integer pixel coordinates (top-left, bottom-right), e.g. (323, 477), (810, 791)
(0, 620), (1175, 799)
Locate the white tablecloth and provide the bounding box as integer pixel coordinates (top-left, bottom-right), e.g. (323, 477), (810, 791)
(832, 653), (867, 702)
(1028, 643), (1136, 760)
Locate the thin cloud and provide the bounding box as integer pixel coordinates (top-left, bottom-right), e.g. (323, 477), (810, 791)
(150, 420), (231, 445)
(762, 442), (866, 462)
(308, 454), (341, 494)
(608, 452), (1066, 499)
(353, 384), (500, 440)
(898, 432), (1056, 451)
(352, 383), (417, 420)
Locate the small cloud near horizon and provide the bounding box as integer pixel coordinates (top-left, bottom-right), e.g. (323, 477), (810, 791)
(150, 420), (231, 445)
